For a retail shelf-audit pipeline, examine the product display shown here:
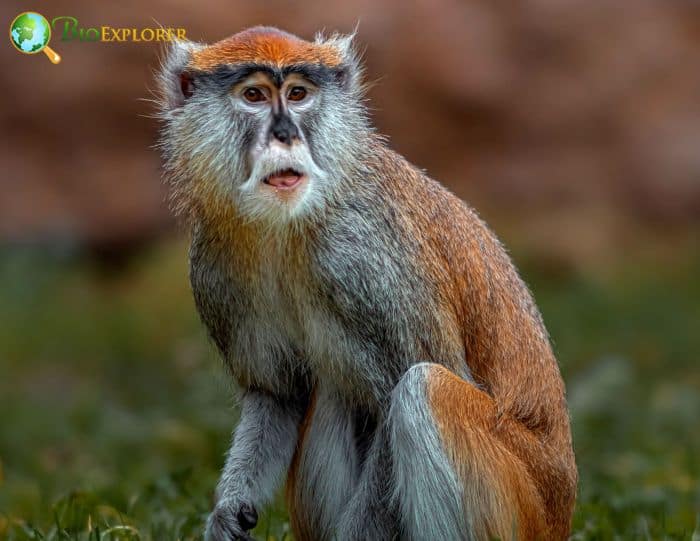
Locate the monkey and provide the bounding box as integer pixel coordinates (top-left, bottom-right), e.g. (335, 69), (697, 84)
(156, 26), (577, 541)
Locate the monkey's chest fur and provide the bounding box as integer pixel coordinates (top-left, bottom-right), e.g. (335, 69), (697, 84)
(189, 207), (465, 407)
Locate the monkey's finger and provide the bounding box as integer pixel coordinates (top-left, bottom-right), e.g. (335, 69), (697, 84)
(237, 503), (258, 531)
(208, 514), (247, 541)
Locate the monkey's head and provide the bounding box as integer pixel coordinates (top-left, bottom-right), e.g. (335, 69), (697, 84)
(156, 26), (368, 225)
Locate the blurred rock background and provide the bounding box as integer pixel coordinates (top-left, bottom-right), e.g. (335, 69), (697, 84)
(2, 0), (698, 265)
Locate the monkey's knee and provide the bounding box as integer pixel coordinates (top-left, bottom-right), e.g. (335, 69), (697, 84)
(389, 363), (548, 541)
(423, 364), (549, 541)
(387, 363), (469, 539)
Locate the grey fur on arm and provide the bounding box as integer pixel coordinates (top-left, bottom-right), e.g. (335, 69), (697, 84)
(205, 389), (306, 541)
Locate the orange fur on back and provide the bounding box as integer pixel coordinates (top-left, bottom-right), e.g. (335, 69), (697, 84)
(190, 26), (344, 71)
(372, 145), (577, 539)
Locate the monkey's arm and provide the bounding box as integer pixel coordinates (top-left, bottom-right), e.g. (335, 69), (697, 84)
(206, 389), (306, 541)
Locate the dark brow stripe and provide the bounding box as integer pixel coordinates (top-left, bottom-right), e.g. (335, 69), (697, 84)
(189, 62), (343, 93)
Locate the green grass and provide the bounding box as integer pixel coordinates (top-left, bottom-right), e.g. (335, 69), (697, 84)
(0, 240), (699, 540)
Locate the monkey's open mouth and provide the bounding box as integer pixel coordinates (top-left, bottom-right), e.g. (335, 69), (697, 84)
(262, 168), (304, 189)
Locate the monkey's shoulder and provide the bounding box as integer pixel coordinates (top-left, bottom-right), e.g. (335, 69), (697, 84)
(311, 189), (427, 296)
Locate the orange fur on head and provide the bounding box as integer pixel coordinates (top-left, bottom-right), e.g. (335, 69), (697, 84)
(190, 26), (344, 71)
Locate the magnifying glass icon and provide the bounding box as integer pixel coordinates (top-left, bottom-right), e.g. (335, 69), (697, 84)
(9, 12), (62, 64)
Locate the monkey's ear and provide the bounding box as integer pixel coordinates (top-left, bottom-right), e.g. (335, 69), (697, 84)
(156, 38), (205, 110)
(316, 30), (364, 95)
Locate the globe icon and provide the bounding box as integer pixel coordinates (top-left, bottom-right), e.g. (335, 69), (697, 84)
(9, 12), (61, 64)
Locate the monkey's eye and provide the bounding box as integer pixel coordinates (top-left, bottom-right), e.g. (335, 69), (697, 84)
(243, 87), (266, 103)
(287, 86), (307, 102)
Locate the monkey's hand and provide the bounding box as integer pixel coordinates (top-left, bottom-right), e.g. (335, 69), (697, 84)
(205, 388), (307, 541)
(205, 497), (258, 541)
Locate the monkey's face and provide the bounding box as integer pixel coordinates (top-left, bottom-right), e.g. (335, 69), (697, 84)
(218, 67), (333, 222)
(157, 27), (368, 225)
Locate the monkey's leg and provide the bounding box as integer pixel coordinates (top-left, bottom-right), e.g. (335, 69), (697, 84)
(333, 416), (399, 541)
(206, 389), (306, 541)
(394, 362), (555, 541)
(338, 363), (554, 541)
(286, 389), (362, 541)
(334, 361), (465, 541)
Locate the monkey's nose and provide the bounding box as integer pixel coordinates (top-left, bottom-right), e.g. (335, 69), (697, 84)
(269, 113), (300, 146)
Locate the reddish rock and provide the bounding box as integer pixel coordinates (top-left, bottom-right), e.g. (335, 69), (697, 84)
(2, 0), (699, 253)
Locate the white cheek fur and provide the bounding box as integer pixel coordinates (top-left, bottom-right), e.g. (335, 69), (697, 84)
(231, 96), (271, 117)
(287, 94), (317, 114)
